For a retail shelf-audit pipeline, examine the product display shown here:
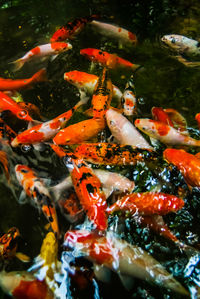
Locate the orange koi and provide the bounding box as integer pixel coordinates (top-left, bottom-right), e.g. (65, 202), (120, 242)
(15, 165), (59, 237)
(52, 143), (156, 166)
(53, 117), (106, 145)
(68, 159), (108, 231)
(80, 48), (140, 70)
(64, 70), (122, 104)
(63, 230), (188, 295)
(91, 68), (113, 118)
(107, 192), (184, 216)
(122, 75), (137, 117)
(0, 68), (47, 91)
(195, 113), (200, 129)
(11, 100), (82, 147)
(50, 15), (99, 42)
(151, 107), (174, 126)
(163, 148), (200, 188)
(0, 271), (54, 299)
(11, 42), (72, 71)
(0, 227), (20, 260)
(0, 92), (33, 121)
(135, 118), (200, 146)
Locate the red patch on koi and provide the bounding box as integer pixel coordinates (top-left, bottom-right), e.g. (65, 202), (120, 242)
(31, 46), (41, 55)
(128, 31), (137, 41)
(155, 122), (170, 136)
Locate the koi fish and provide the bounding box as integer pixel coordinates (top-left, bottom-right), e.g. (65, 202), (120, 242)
(63, 229), (189, 295)
(67, 158), (108, 231)
(11, 42), (72, 71)
(195, 113), (200, 129)
(0, 227), (20, 260)
(28, 232), (61, 292)
(90, 20), (137, 47)
(0, 271), (54, 299)
(106, 192), (184, 216)
(50, 15), (99, 42)
(163, 148), (200, 188)
(80, 48), (140, 70)
(134, 118), (200, 147)
(51, 143), (156, 166)
(15, 164), (59, 237)
(122, 75), (137, 117)
(64, 70), (122, 104)
(161, 34), (200, 67)
(163, 108), (188, 135)
(106, 109), (153, 150)
(53, 117), (106, 145)
(0, 91), (33, 121)
(18, 102), (44, 120)
(0, 68), (47, 91)
(11, 100), (83, 147)
(91, 68), (113, 118)
(151, 107), (174, 126)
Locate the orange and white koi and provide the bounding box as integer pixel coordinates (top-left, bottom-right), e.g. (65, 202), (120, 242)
(50, 15), (99, 42)
(11, 42), (72, 71)
(106, 109), (153, 150)
(15, 164), (59, 237)
(0, 271), (54, 299)
(135, 118), (200, 146)
(0, 68), (47, 91)
(0, 227), (20, 260)
(0, 92), (33, 121)
(51, 143), (156, 166)
(11, 100), (83, 147)
(91, 68), (113, 118)
(67, 158), (108, 231)
(122, 75), (137, 117)
(53, 117), (105, 145)
(80, 48), (140, 70)
(64, 70), (122, 104)
(107, 192), (184, 216)
(163, 148), (200, 188)
(63, 229), (188, 295)
(90, 20), (137, 47)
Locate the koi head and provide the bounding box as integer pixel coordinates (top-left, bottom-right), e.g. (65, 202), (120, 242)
(16, 109), (33, 122)
(40, 232), (58, 265)
(15, 164), (30, 183)
(80, 48), (102, 63)
(161, 34), (193, 53)
(0, 227), (20, 258)
(64, 70), (97, 87)
(106, 108), (126, 136)
(50, 27), (68, 43)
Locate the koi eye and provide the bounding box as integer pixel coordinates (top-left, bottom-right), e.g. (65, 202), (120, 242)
(171, 38), (176, 44)
(17, 110), (28, 119)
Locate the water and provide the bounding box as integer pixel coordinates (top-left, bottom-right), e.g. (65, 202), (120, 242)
(0, 0), (200, 298)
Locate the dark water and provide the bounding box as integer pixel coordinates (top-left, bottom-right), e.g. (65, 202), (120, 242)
(0, 0), (200, 298)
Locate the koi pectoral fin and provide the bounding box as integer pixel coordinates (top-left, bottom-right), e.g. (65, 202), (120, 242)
(93, 264), (111, 283)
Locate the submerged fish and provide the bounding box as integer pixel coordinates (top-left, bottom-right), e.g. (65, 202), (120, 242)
(107, 192), (184, 216)
(80, 48), (140, 70)
(163, 148), (200, 188)
(0, 271), (54, 299)
(122, 75), (137, 117)
(0, 227), (20, 260)
(90, 20), (137, 47)
(0, 68), (47, 91)
(11, 42), (72, 71)
(135, 118), (200, 147)
(63, 229), (189, 295)
(106, 109), (153, 150)
(50, 15), (99, 42)
(161, 34), (200, 67)
(15, 164), (59, 237)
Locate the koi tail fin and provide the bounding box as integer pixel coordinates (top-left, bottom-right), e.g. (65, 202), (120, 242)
(9, 58), (25, 71)
(0, 151), (10, 181)
(31, 68), (47, 83)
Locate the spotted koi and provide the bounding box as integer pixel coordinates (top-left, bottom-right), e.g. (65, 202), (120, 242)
(0, 227), (20, 260)
(121, 75), (137, 117)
